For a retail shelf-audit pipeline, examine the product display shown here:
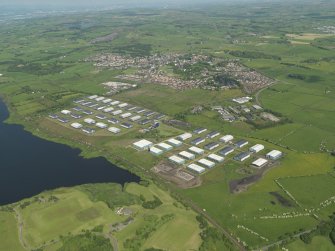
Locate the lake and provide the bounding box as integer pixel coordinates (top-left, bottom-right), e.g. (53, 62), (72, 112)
(0, 98), (140, 205)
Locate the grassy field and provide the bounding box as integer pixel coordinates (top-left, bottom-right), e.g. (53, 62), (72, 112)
(0, 211), (25, 251)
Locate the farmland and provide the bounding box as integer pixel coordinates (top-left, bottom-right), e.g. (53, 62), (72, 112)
(0, 0), (334, 250)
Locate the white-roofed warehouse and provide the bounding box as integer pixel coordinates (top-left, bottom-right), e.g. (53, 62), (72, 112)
(252, 158), (268, 168)
(157, 142), (173, 151)
(133, 139), (153, 150)
(150, 146), (163, 156)
(188, 146), (204, 155)
(169, 155), (185, 165)
(179, 151), (195, 160)
(198, 158), (215, 168)
(249, 144), (265, 153)
(188, 164), (206, 174)
(178, 133), (192, 141)
(266, 150), (282, 160)
(208, 154), (224, 163)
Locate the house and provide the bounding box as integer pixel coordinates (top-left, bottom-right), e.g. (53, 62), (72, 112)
(204, 142), (220, 151)
(168, 155), (185, 165)
(235, 139), (249, 148)
(198, 158), (215, 168)
(61, 110), (71, 115)
(188, 164), (205, 174)
(157, 142), (173, 151)
(82, 127), (95, 134)
(218, 146), (235, 156)
(96, 122), (107, 129)
(133, 139), (153, 150)
(178, 133), (192, 141)
(120, 112), (132, 119)
(130, 115), (141, 122)
(188, 146), (204, 155)
(108, 127), (121, 134)
(71, 122), (83, 129)
(167, 138), (182, 147)
(249, 144), (264, 153)
(208, 154), (224, 163)
(206, 131), (220, 139)
(84, 118), (96, 124)
(252, 158), (268, 168)
(234, 152), (251, 162)
(191, 137), (205, 146)
(266, 150), (282, 160)
(193, 128), (207, 134)
(108, 118), (119, 124)
(179, 151), (195, 160)
(149, 146), (163, 156)
(121, 122), (133, 129)
(220, 135), (234, 143)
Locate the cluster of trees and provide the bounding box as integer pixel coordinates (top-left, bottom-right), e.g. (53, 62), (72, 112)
(142, 195), (163, 209)
(7, 61), (65, 76)
(226, 50), (281, 60)
(112, 43), (152, 57)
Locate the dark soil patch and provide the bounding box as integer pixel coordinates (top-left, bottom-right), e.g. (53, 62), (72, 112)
(269, 191), (294, 207)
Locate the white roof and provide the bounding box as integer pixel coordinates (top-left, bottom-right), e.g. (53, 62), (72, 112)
(178, 133), (192, 141)
(250, 144), (264, 152)
(121, 112), (132, 118)
(267, 150), (282, 158)
(167, 138), (182, 146)
(108, 127), (120, 133)
(252, 158), (268, 167)
(157, 142), (173, 150)
(96, 122), (107, 128)
(102, 98), (112, 103)
(88, 95), (98, 99)
(112, 110), (122, 115)
(96, 97), (105, 101)
(198, 158), (215, 168)
(220, 135), (234, 142)
(84, 118), (95, 124)
(103, 107), (114, 112)
(150, 147), (163, 155)
(119, 103), (128, 107)
(169, 155), (185, 164)
(130, 115), (141, 121)
(110, 101), (120, 105)
(133, 139), (153, 149)
(179, 151), (195, 159)
(189, 146), (204, 154)
(208, 154), (224, 162)
(71, 122), (82, 128)
(61, 110), (71, 114)
(188, 164), (205, 173)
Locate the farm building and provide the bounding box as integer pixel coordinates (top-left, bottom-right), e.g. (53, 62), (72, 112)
(96, 122), (107, 129)
(108, 118), (119, 124)
(188, 164), (205, 174)
(138, 119), (151, 125)
(252, 104), (262, 110)
(96, 114), (107, 120)
(137, 108), (146, 114)
(108, 127), (121, 134)
(121, 122), (133, 129)
(188, 146), (204, 155)
(71, 114), (82, 119)
(249, 144), (264, 153)
(112, 110), (122, 115)
(218, 146), (235, 156)
(204, 142), (220, 151)
(206, 131), (220, 139)
(120, 112), (132, 119)
(61, 110), (71, 115)
(88, 95), (98, 99)
(252, 158), (268, 168)
(157, 142), (173, 151)
(127, 106), (137, 111)
(191, 137), (205, 146)
(179, 151), (196, 160)
(193, 128), (207, 134)
(49, 114), (58, 119)
(84, 118), (96, 124)
(208, 154), (224, 163)
(88, 103), (99, 108)
(167, 138), (182, 147)
(178, 133), (193, 141)
(81, 101), (92, 106)
(71, 122), (83, 129)
(133, 139), (154, 150)
(110, 101), (120, 105)
(74, 99), (85, 104)
(154, 114), (165, 120)
(266, 150), (282, 160)
(144, 111), (156, 117)
(234, 152), (251, 162)
(198, 158), (215, 169)
(235, 139), (249, 148)
(82, 110), (93, 115)
(220, 135), (234, 143)
(72, 107), (82, 112)
(130, 115), (141, 122)
(58, 118), (69, 123)
(169, 155), (185, 165)
(96, 97), (105, 102)
(96, 106), (106, 111)
(118, 103), (128, 108)
(102, 98), (112, 103)
(103, 107), (114, 113)
(82, 127), (95, 134)
(149, 147), (163, 156)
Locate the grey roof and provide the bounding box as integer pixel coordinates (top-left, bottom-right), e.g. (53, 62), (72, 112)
(193, 128), (207, 134)
(235, 139), (248, 147)
(206, 131), (220, 138)
(71, 114), (82, 119)
(204, 142), (220, 150)
(191, 137), (205, 145)
(218, 146), (234, 156)
(121, 122), (133, 128)
(138, 119), (151, 125)
(234, 151), (250, 160)
(154, 114), (165, 120)
(108, 118), (119, 124)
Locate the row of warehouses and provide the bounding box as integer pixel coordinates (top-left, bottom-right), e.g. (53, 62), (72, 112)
(48, 95), (166, 135)
(133, 128), (283, 174)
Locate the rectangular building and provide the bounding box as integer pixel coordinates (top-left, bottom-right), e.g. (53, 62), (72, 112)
(179, 151), (195, 160)
(102, 98), (112, 104)
(96, 114), (107, 120)
(234, 152), (251, 162)
(198, 158), (215, 169)
(157, 142), (173, 151)
(150, 146), (163, 156)
(84, 118), (96, 124)
(204, 142), (220, 151)
(178, 133), (192, 141)
(71, 122), (83, 129)
(82, 127), (95, 134)
(108, 127), (121, 134)
(218, 146), (235, 156)
(61, 110), (71, 115)
(167, 138), (182, 147)
(169, 155), (185, 165)
(133, 139), (153, 150)
(96, 122), (107, 129)
(266, 150), (282, 160)
(188, 164), (205, 174)
(206, 131), (220, 139)
(103, 107), (114, 113)
(120, 112), (132, 119)
(118, 103), (128, 108)
(252, 158), (268, 168)
(235, 139), (249, 148)
(112, 110), (122, 115)
(249, 144), (264, 153)
(121, 122), (133, 129)
(191, 137), (205, 146)
(208, 154), (224, 163)
(108, 118), (119, 124)
(130, 115), (141, 122)
(188, 146), (204, 155)
(220, 135), (234, 143)
(193, 128), (207, 134)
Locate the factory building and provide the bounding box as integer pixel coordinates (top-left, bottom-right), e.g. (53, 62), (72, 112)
(167, 138), (182, 147)
(71, 122), (83, 129)
(108, 127), (121, 134)
(121, 122), (133, 129)
(193, 128), (207, 134)
(96, 122), (108, 129)
(84, 118), (96, 124)
(206, 131), (220, 139)
(82, 127), (95, 134)
(61, 110), (71, 115)
(157, 142), (173, 151)
(204, 142), (220, 151)
(120, 112), (132, 119)
(150, 146), (163, 156)
(252, 158), (268, 168)
(130, 115), (141, 122)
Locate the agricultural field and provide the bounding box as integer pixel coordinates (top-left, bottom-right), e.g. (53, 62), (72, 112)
(0, 0), (334, 250)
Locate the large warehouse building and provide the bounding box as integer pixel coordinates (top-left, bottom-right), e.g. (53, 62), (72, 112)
(266, 150), (283, 160)
(133, 139), (154, 150)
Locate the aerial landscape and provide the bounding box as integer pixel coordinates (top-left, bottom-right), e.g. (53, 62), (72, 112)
(0, 0), (334, 250)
